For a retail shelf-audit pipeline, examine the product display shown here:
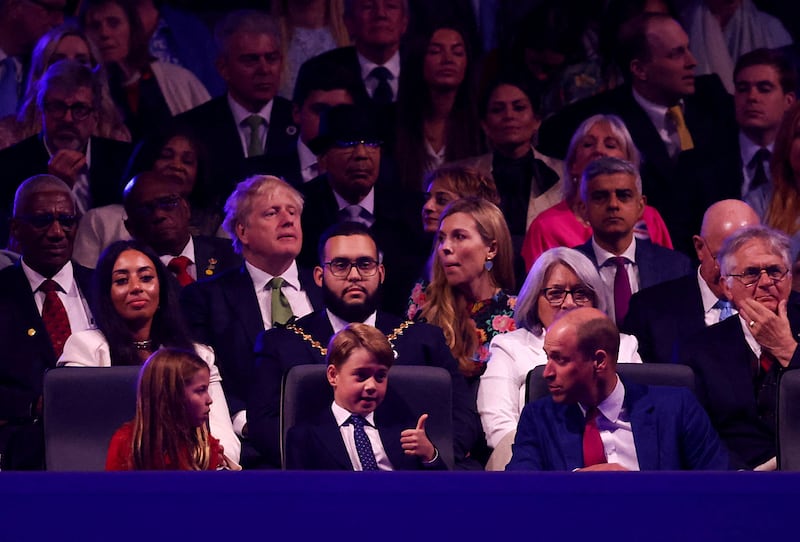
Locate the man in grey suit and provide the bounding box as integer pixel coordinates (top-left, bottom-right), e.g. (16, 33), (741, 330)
(574, 157), (691, 326)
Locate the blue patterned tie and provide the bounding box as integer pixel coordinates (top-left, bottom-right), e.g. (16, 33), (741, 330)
(714, 299), (733, 323)
(347, 415), (379, 471)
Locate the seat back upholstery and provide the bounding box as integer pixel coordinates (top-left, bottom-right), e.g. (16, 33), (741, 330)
(281, 364), (454, 469)
(43, 366), (140, 471)
(777, 368), (800, 471)
(525, 363), (696, 404)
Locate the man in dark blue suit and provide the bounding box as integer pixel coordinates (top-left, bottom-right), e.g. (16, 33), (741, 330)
(180, 175), (323, 467)
(574, 157), (691, 326)
(248, 222), (480, 469)
(676, 226), (800, 470)
(0, 175), (95, 470)
(623, 200), (760, 364)
(538, 13), (741, 257)
(172, 10), (298, 205)
(506, 308), (728, 471)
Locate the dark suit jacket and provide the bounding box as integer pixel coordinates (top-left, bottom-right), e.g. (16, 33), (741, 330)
(0, 135), (132, 246)
(538, 76), (740, 256)
(190, 235), (241, 279)
(297, 176), (427, 316)
(505, 380), (729, 471)
(294, 47), (398, 148)
(248, 309), (479, 469)
(179, 262), (323, 417)
(286, 405), (447, 470)
(622, 274), (706, 364)
(172, 95), (298, 203)
(675, 303), (800, 470)
(0, 262), (94, 469)
(575, 238), (692, 291)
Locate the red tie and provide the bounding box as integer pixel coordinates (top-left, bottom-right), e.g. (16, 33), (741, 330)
(168, 256), (194, 287)
(583, 407), (607, 467)
(759, 351), (776, 374)
(39, 279), (71, 358)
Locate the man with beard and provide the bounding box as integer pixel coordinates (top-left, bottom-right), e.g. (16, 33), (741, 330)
(0, 60), (132, 246)
(247, 221), (481, 469)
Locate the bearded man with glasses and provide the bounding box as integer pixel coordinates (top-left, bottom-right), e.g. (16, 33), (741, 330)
(0, 59), (132, 246)
(677, 225), (800, 470)
(248, 221), (482, 470)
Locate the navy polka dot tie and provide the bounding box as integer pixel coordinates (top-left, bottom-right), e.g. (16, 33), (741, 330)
(347, 415), (379, 471)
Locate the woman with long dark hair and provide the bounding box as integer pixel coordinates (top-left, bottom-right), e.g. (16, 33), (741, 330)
(58, 240), (240, 462)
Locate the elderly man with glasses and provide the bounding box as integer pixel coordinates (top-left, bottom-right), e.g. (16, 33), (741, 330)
(248, 221), (482, 470)
(677, 225), (800, 470)
(0, 59), (132, 247)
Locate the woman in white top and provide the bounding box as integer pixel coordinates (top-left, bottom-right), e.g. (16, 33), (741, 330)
(57, 240), (240, 463)
(478, 246), (641, 449)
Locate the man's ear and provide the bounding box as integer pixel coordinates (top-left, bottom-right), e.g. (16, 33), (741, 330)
(313, 266), (324, 287)
(692, 235), (705, 262)
(629, 58), (647, 82)
(292, 103), (302, 126)
(720, 277), (734, 302)
(594, 349), (611, 372)
(377, 263), (386, 284)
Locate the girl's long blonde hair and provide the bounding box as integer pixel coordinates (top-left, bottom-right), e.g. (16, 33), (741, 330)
(131, 348), (212, 470)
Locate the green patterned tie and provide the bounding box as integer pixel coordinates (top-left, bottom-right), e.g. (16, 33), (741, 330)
(268, 277), (293, 326)
(244, 114), (264, 157)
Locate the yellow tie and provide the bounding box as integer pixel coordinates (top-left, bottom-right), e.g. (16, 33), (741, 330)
(667, 105), (694, 152)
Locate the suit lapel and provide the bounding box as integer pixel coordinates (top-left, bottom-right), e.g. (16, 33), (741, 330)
(626, 381), (659, 470)
(316, 410), (355, 469)
(223, 265), (265, 346)
(6, 264), (57, 362)
(298, 267), (323, 312)
(557, 404), (585, 470)
(634, 239), (658, 290)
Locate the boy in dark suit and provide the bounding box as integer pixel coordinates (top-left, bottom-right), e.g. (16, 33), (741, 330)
(286, 323), (446, 471)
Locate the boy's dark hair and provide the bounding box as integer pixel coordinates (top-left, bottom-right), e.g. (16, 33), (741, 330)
(326, 323), (394, 370)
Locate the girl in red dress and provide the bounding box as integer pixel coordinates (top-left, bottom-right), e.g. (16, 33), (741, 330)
(106, 347), (226, 470)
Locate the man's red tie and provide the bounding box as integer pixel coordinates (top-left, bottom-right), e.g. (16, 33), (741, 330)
(39, 279), (71, 358)
(168, 256), (194, 287)
(759, 351), (776, 373)
(583, 407), (607, 467)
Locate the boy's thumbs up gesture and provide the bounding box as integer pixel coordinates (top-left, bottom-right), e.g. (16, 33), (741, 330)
(400, 413), (436, 462)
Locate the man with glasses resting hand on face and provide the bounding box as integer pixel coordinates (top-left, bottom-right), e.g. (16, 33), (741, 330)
(248, 221), (481, 470)
(676, 225), (800, 470)
(0, 59), (132, 247)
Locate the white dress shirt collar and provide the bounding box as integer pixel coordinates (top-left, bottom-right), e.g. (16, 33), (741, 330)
(159, 236), (196, 280)
(357, 50), (401, 83)
(21, 259), (75, 294)
(581, 375), (625, 423)
(333, 186), (376, 215)
(327, 309), (377, 334)
(332, 400), (376, 427)
(297, 138), (319, 182)
(592, 236), (637, 266)
(227, 93), (273, 124)
(245, 258), (302, 291)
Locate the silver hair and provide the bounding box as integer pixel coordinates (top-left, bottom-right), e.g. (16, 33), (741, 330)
(215, 10), (281, 57)
(222, 175), (304, 254)
(563, 114), (641, 201)
(36, 59), (102, 111)
(13, 175), (76, 216)
(514, 247), (610, 334)
(719, 225), (791, 285)
(579, 156), (642, 203)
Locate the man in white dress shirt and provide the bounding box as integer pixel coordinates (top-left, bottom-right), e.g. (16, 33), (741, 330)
(0, 175), (93, 469)
(180, 175), (322, 467)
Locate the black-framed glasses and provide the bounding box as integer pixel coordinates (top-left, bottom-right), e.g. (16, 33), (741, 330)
(334, 139), (382, 149)
(132, 195), (183, 216)
(540, 287), (595, 306)
(726, 265), (789, 287)
(43, 100), (94, 120)
(16, 213), (77, 230)
(323, 257), (379, 277)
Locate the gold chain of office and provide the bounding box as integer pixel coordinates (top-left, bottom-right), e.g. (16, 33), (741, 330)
(285, 321), (414, 357)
